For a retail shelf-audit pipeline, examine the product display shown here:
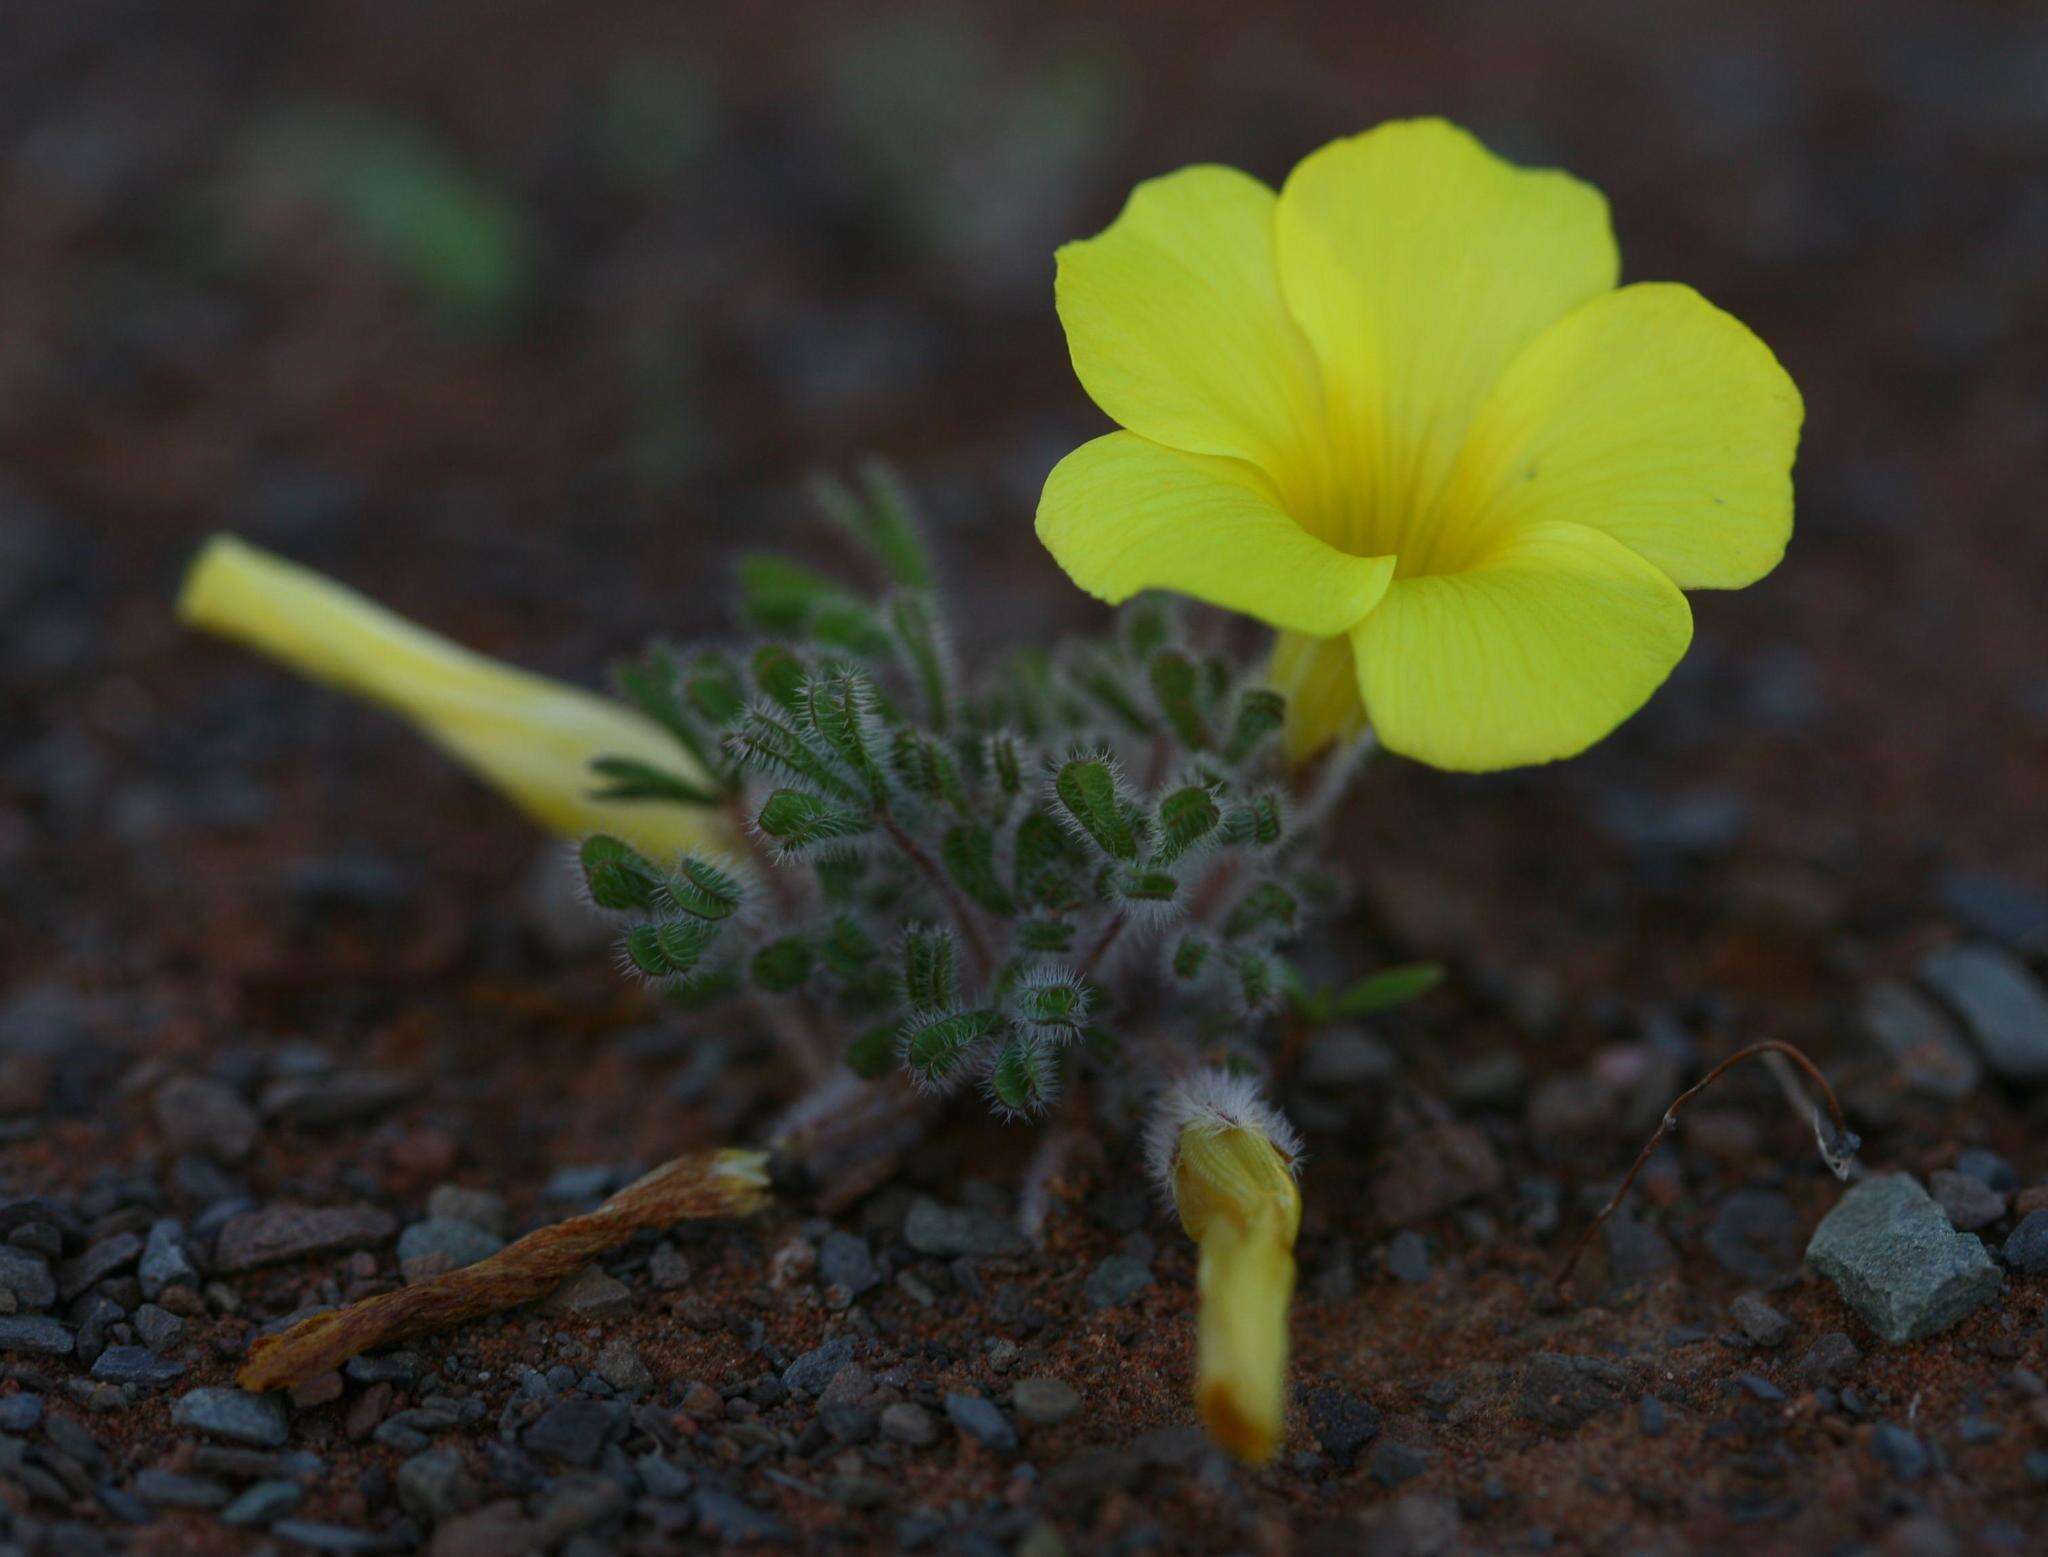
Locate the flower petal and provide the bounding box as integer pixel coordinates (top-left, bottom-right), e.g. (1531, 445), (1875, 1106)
(1056, 165), (1330, 508)
(1265, 631), (1366, 763)
(1427, 283), (1802, 587)
(1275, 119), (1617, 558)
(1351, 520), (1692, 771)
(1036, 433), (1394, 638)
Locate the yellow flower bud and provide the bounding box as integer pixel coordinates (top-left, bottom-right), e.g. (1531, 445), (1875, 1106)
(178, 535), (729, 860)
(1150, 1071), (1302, 1464)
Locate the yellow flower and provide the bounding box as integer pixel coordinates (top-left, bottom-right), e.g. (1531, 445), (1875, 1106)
(1038, 118), (1802, 769)
(1148, 1071), (1302, 1464)
(178, 535), (728, 859)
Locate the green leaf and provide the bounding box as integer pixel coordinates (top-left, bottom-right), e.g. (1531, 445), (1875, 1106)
(1070, 653), (1156, 736)
(579, 835), (664, 913)
(812, 461), (936, 592)
(889, 731), (969, 813)
(667, 857), (742, 921)
(1236, 949), (1277, 1011)
(810, 602), (894, 659)
(941, 824), (1017, 915)
(1011, 972), (1089, 1029)
(1147, 650), (1208, 749)
(680, 651), (746, 727)
(1117, 869), (1179, 905)
(902, 924), (958, 1010)
(986, 1034), (1058, 1116)
(804, 672), (885, 796)
(988, 734), (1022, 797)
(1013, 810), (1086, 907)
(1223, 688), (1286, 763)
(1015, 918), (1076, 953)
(889, 593), (952, 731)
(1152, 785), (1220, 867)
(1324, 962), (1445, 1019)
(1122, 599), (1170, 662)
(757, 788), (873, 853)
(726, 707), (865, 802)
(1054, 758), (1137, 861)
(750, 937), (813, 992)
(900, 1008), (1001, 1085)
(587, 755), (724, 807)
(1171, 933), (1210, 980)
(820, 915), (879, 979)
(750, 643), (811, 712)
(623, 917), (718, 979)
(1223, 794), (1283, 848)
(1224, 881), (1299, 940)
(738, 554), (856, 635)
(845, 1023), (898, 1079)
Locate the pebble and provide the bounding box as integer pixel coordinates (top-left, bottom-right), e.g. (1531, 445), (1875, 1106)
(397, 1218), (505, 1282)
(903, 1196), (1025, 1257)
(260, 1070), (409, 1127)
(1929, 1168), (2006, 1231)
(212, 1204), (396, 1272)
(782, 1337), (855, 1396)
(944, 1391), (1018, 1453)
(1386, 1230), (1431, 1284)
(1081, 1253), (1152, 1309)
(1806, 1175), (2001, 1342)
(1705, 1190), (1805, 1282)
(1371, 1124), (1503, 1226)
(1519, 1352), (1629, 1430)
(541, 1266), (632, 1319)
(133, 1468), (229, 1509)
(133, 1303), (185, 1351)
(0, 1247), (55, 1309)
(1955, 1148), (2017, 1192)
(425, 1185), (509, 1237)
(1638, 1395), (1670, 1437)
(593, 1338), (652, 1394)
(0, 1315), (74, 1355)
(880, 1401), (937, 1446)
(0, 1393), (42, 1431)
(1370, 1441), (1431, 1487)
(269, 1520), (386, 1552)
(1602, 1215), (1676, 1287)
(1937, 868), (2048, 954)
(647, 1243), (692, 1289)
(1302, 1385), (1381, 1465)
(221, 1478), (303, 1525)
(1731, 1292), (1794, 1348)
(2002, 1210), (2048, 1274)
(58, 1230), (143, 1300)
(1870, 1422), (1930, 1481)
(1858, 981), (1981, 1099)
(152, 1075), (259, 1162)
(1918, 944), (2048, 1083)
(395, 1447), (474, 1524)
(1011, 1376), (1080, 1426)
(817, 1231), (879, 1296)
(90, 1345), (185, 1387)
(139, 1219), (198, 1298)
(522, 1399), (623, 1467)
(1733, 1371), (1785, 1402)
(172, 1387), (289, 1448)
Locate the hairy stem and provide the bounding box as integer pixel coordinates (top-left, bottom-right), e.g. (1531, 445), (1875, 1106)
(875, 805), (996, 985)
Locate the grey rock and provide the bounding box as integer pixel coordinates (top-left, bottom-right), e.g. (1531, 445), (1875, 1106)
(133, 1468), (229, 1508)
(1519, 1352), (1629, 1430)
(1011, 1376), (1080, 1426)
(541, 1266), (631, 1319)
(879, 1401), (937, 1446)
(424, 1184), (509, 1237)
(1302, 1386), (1381, 1465)
(1371, 1440), (1431, 1487)
(1929, 1169), (2006, 1231)
(0, 1392), (42, 1431)
(222, 1478), (303, 1526)
(0, 1315), (73, 1355)
(172, 1387), (289, 1448)
(1372, 1124), (1502, 1226)
(1300, 1029), (1398, 1089)
(1871, 1422), (1930, 1481)
(1858, 981), (1980, 1099)
(133, 1303), (185, 1351)
(1919, 944), (2048, 1083)
(781, 1336), (855, 1396)
(1705, 1190), (1805, 1282)
(57, 1230), (142, 1300)
(153, 1075), (259, 1161)
(1386, 1231), (1431, 1285)
(944, 1391), (1017, 1453)
(903, 1196), (1024, 1258)
(1602, 1216), (1676, 1286)
(90, 1345), (185, 1387)
(0, 1247), (55, 1310)
(1733, 1371), (1785, 1402)
(1082, 1253), (1152, 1310)
(1806, 1174), (2001, 1342)
(820, 1402), (876, 1443)
(1955, 1148), (2017, 1192)
(523, 1399), (623, 1466)
(648, 1243), (692, 1290)
(817, 1231), (879, 1296)
(139, 1219), (198, 1298)
(637, 1451), (694, 1499)
(2003, 1210), (2048, 1274)
(695, 1483), (793, 1545)
(259, 1070), (409, 1127)
(1731, 1292), (1794, 1348)
(594, 1338), (652, 1394)
(395, 1447), (474, 1524)
(397, 1219), (504, 1282)
(1360, 1492), (1462, 1557)
(1799, 1331), (1862, 1383)
(213, 1204), (395, 1272)
(1938, 868), (2048, 954)
(268, 1521), (387, 1552)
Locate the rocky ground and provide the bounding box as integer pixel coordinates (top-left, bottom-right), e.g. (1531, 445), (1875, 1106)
(5, 2), (2048, 1552)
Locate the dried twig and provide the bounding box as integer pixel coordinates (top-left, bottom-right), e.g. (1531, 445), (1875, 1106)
(1552, 1040), (1857, 1292)
(237, 1149), (771, 1391)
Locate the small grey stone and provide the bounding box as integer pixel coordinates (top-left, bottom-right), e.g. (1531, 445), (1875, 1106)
(1012, 1376), (1080, 1426)
(397, 1219), (504, 1282)
(695, 1484), (793, 1545)
(1733, 1372), (1785, 1402)
(594, 1338), (652, 1394)
(1300, 1029), (1398, 1088)
(213, 1204), (395, 1272)
(903, 1196), (1024, 1258)
(1371, 1441), (1431, 1487)
(172, 1387), (289, 1448)
(523, 1399), (623, 1466)
(1806, 1175), (2001, 1342)
(879, 1401), (937, 1446)
(1871, 1422), (1930, 1481)
(133, 1468), (229, 1508)
(90, 1345), (185, 1387)
(1386, 1231), (1431, 1285)
(1519, 1353), (1629, 1430)
(0, 1315), (73, 1355)
(0, 1393), (42, 1431)
(424, 1185), (509, 1237)
(222, 1478), (302, 1526)
(1082, 1253), (1152, 1310)
(944, 1391), (1017, 1453)
(260, 1070), (410, 1127)
(138, 1220), (198, 1299)
(133, 1304), (185, 1351)
(267, 1522), (386, 1552)
(1302, 1386), (1381, 1465)
(0, 1247), (55, 1310)
(648, 1242), (692, 1289)
(394, 1447), (474, 1524)
(781, 1336), (855, 1396)
(1799, 1331), (1861, 1383)
(2003, 1210), (2048, 1274)
(1638, 1396), (1670, 1437)
(1372, 1124), (1502, 1226)
(1730, 1292), (1794, 1348)
(636, 1451), (694, 1499)
(1938, 869), (2048, 953)
(541, 1266), (632, 1319)
(1706, 1190), (1805, 1282)
(1919, 944), (2048, 1083)
(57, 1230), (142, 1300)
(1955, 1148), (2017, 1192)
(1602, 1216), (1676, 1287)
(820, 1402), (876, 1443)
(817, 1232), (879, 1296)
(153, 1075), (259, 1162)
(1929, 1169), (2006, 1231)
(1858, 981), (1980, 1099)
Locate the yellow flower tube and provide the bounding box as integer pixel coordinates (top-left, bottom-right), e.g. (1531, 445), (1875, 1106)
(178, 535), (729, 860)
(1148, 1070), (1303, 1464)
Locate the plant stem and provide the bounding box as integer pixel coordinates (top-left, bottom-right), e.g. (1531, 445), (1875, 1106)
(1079, 909), (1128, 980)
(875, 805), (995, 985)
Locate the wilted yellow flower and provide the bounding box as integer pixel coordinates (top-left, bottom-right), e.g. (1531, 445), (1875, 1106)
(1148, 1071), (1302, 1464)
(1039, 118), (1801, 768)
(178, 535), (727, 859)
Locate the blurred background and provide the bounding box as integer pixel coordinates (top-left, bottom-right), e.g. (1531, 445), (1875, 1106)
(1, 0), (2045, 1108)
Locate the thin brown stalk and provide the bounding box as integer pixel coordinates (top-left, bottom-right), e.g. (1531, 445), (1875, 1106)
(237, 1150), (770, 1391)
(1552, 1040), (1856, 1292)
(875, 806), (995, 982)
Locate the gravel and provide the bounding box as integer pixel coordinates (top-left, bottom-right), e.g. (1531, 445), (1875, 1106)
(781, 1336), (855, 1396)
(152, 1075), (260, 1161)
(945, 1391), (1018, 1453)
(221, 1478), (303, 1525)
(1705, 1190), (1806, 1282)
(1371, 1124), (1503, 1226)
(1081, 1253), (1152, 1309)
(522, 1399), (624, 1466)
(1929, 1168), (2007, 1231)
(90, 1345), (186, 1386)
(817, 1231), (879, 1296)
(1011, 1376), (1080, 1426)
(1871, 1423), (1930, 1481)
(1806, 1175), (2002, 1342)
(1857, 980), (1980, 1099)
(880, 1401), (938, 1446)
(1919, 944), (2048, 1083)
(396, 1218), (505, 1281)
(138, 1218), (199, 1298)
(212, 1204), (396, 1272)
(1302, 1385), (1382, 1464)
(0, 1315), (74, 1355)
(1730, 1292), (1794, 1348)
(0, 1247), (56, 1309)
(172, 1387), (290, 1448)
(1519, 1353), (1629, 1430)
(2002, 1210), (2048, 1274)
(903, 1196), (1025, 1257)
